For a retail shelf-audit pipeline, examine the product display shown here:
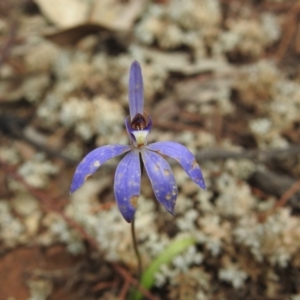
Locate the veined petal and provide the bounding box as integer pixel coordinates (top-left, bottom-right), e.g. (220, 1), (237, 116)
(70, 145), (131, 193)
(147, 142), (206, 189)
(142, 149), (177, 215)
(114, 150), (141, 222)
(129, 60), (144, 121)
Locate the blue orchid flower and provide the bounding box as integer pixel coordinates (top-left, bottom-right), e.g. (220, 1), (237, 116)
(70, 61), (206, 222)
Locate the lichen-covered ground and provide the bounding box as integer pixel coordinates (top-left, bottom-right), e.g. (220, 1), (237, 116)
(1, 0), (300, 299)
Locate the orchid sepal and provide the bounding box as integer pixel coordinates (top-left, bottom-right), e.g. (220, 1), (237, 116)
(70, 144), (131, 194)
(128, 60), (144, 121)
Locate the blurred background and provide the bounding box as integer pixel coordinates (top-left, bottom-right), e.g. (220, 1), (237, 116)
(1, 0), (300, 299)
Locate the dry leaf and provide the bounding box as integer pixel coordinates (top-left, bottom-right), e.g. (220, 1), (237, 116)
(44, 23), (107, 45)
(34, 0), (89, 28)
(35, 0), (146, 31)
(90, 0), (147, 31)
(135, 46), (231, 75)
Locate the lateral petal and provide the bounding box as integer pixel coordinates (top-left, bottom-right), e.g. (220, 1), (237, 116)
(114, 150), (141, 222)
(142, 149), (177, 215)
(70, 145), (131, 193)
(147, 141), (206, 189)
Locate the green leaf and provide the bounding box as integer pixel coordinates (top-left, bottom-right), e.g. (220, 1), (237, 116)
(132, 236), (196, 300)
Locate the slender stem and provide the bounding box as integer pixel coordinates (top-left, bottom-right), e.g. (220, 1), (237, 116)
(130, 153), (144, 280)
(131, 216), (142, 280)
(139, 152), (144, 175)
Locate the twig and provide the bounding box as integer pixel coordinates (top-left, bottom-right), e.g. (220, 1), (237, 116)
(0, 21), (18, 67)
(196, 144), (300, 163)
(275, 178), (300, 209)
(259, 177), (300, 222)
(0, 113), (78, 165)
(249, 170), (300, 215)
(93, 280), (116, 292)
(113, 264), (160, 300)
(118, 278), (130, 300)
(155, 120), (201, 132)
(0, 159), (100, 247)
(220, 0), (293, 12)
(275, 2), (300, 62)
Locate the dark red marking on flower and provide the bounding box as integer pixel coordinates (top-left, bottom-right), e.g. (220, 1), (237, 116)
(130, 196), (139, 208)
(131, 113), (146, 130)
(84, 174), (92, 182)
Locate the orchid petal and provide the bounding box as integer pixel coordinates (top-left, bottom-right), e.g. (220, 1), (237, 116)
(125, 117), (136, 145)
(114, 150), (141, 222)
(70, 145), (131, 193)
(147, 142), (206, 189)
(142, 149), (177, 215)
(129, 60), (144, 121)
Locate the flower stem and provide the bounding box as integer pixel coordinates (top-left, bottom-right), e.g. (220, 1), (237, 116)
(130, 153), (144, 280)
(131, 216), (142, 280)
